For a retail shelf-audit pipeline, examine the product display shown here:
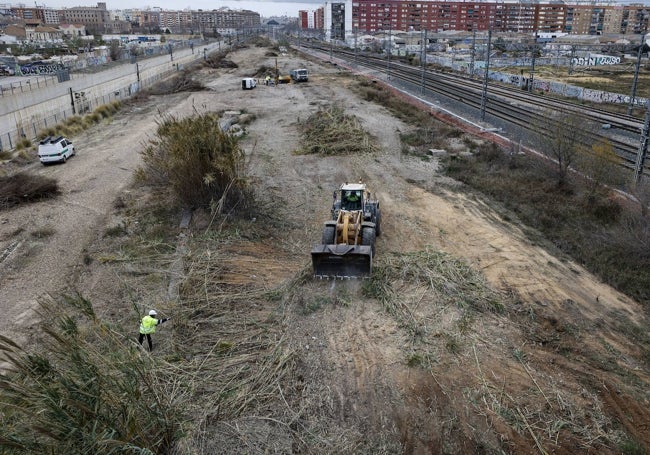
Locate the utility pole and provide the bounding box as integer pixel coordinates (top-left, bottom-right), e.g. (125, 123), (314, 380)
(420, 28), (427, 95)
(529, 32), (537, 93)
(480, 30), (492, 121)
(628, 42), (644, 115)
(634, 100), (650, 184)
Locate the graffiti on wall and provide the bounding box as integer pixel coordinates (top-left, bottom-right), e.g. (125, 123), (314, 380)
(571, 54), (621, 66)
(19, 63), (64, 75)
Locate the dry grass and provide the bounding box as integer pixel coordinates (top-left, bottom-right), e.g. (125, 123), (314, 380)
(0, 293), (182, 453)
(297, 103), (379, 155)
(444, 145), (650, 306)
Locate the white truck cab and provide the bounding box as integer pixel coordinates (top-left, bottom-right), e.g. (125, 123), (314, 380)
(290, 68), (308, 82)
(38, 136), (75, 164)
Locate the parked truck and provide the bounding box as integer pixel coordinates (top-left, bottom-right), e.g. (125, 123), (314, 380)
(290, 68), (308, 82)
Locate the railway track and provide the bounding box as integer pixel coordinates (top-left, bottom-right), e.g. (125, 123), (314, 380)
(300, 42), (647, 173)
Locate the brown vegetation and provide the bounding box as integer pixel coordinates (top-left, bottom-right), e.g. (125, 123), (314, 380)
(298, 103), (379, 155)
(0, 173), (59, 210)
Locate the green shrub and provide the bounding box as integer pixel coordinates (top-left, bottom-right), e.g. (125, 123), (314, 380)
(137, 112), (250, 211)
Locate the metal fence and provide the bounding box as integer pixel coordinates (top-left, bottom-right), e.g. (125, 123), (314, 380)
(0, 74), (62, 98)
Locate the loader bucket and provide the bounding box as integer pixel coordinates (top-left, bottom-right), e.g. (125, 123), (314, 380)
(311, 244), (373, 279)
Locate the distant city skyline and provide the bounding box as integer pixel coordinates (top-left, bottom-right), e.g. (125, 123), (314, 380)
(26, 0), (650, 21)
(39, 0), (324, 17)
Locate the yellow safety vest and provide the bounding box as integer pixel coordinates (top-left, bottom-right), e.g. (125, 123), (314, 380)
(139, 315), (158, 335)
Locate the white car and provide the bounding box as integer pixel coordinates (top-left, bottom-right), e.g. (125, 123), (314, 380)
(38, 136), (75, 164)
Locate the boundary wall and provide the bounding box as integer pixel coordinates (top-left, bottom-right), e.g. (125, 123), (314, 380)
(427, 55), (649, 107)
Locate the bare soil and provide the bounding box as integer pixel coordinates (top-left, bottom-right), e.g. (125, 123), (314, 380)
(1, 44), (648, 453)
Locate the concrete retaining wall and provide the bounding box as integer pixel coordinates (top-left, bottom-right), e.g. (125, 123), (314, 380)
(0, 42), (222, 152)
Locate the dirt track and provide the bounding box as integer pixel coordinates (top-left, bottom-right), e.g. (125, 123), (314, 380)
(1, 44), (648, 453)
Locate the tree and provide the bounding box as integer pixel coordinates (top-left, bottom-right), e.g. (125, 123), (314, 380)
(577, 137), (624, 196)
(534, 109), (595, 185)
(108, 39), (121, 61)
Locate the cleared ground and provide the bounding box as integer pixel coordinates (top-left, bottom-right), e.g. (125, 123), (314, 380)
(1, 44), (648, 453)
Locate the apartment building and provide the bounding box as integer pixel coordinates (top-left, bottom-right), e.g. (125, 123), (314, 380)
(9, 6), (44, 22)
(304, 0), (649, 38)
(299, 8), (325, 30)
(57, 2), (111, 31)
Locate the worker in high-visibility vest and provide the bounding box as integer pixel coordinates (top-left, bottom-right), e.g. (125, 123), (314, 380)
(138, 309), (169, 351)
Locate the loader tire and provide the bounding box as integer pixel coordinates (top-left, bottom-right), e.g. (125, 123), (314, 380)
(361, 227), (376, 255)
(322, 226), (336, 244)
(375, 212), (382, 236)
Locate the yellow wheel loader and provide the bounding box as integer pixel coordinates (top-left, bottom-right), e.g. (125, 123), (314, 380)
(311, 182), (381, 279)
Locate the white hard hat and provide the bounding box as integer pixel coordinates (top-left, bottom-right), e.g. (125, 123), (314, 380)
(149, 310), (157, 316)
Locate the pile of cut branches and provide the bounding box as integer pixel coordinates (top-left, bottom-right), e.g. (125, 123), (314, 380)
(363, 247), (505, 326)
(298, 104), (378, 155)
(0, 172), (59, 209)
(149, 70), (205, 95)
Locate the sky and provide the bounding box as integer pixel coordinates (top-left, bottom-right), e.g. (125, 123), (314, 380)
(41, 0), (325, 17)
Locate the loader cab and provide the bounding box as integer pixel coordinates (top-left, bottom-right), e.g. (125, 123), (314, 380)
(342, 190), (363, 210)
(337, 183), (367, 212)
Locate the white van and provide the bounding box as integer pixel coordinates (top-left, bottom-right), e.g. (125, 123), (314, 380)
(241, 78), (257, 90)
(38, 136), (75, 164)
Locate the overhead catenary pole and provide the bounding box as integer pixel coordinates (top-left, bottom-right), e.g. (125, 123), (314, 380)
(387, 18), (392, 80)
(529, 32), (537, 93)
(329, 28), (333, 60)
(469, 29), (476, 79)
(420, 28), (427, 95)
(354, 27), (358, 66)
(480, 29), (492, 122)
(634, 100), (650, 184)
(628, 42), (644, 115)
